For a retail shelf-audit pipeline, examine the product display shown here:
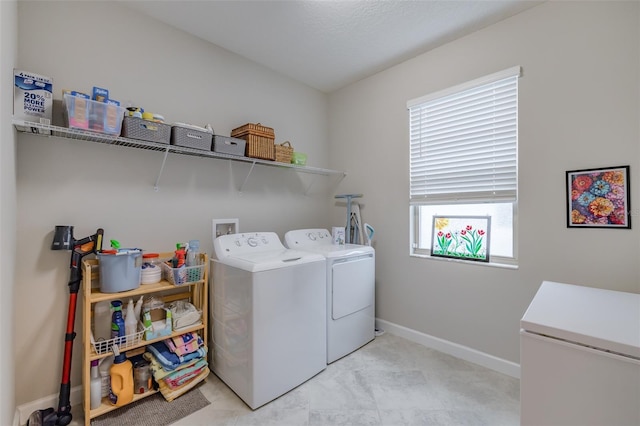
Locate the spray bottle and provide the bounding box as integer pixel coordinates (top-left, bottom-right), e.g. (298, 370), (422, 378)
(125, 299), (137, 343)
(110, 300), (125, 343)
(186, 240), (200, 267)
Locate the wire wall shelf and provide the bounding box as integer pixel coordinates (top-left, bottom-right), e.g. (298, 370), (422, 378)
(14, 119), (346, 192)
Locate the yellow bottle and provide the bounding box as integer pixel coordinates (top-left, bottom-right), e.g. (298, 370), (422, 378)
(108, 345), (134, 406)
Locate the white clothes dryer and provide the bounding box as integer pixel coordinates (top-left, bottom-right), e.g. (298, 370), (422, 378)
(210, 232), (326, 409)
(284, 228), (375, 363)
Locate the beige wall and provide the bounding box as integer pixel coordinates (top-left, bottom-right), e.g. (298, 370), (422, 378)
(328, 1), (640, 364)
(1, 1), (17, 423)
(15, 1), (334, 407)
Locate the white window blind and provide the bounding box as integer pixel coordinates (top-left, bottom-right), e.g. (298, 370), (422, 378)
(408, 66), (520, 205)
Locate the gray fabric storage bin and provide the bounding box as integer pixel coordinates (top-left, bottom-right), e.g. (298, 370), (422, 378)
(171, 125), (213, 150)
(213, 135), (246, 156)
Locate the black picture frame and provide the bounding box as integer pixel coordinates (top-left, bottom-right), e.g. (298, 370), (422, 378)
(566, 165), (630, 229)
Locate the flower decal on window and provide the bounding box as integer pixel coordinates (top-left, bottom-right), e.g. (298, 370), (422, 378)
(431, 216), (491, 262)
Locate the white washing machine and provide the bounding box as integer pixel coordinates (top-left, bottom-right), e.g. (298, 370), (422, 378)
(210, 232), (327, 409)
(284, 228), (375, 363)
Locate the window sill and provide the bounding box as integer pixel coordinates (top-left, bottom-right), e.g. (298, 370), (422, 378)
(410, 253), (518, 270)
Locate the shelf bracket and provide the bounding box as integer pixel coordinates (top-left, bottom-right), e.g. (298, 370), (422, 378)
(238, 161), (257, 193)
(303, 174), (318, 195)
(154, 146), (171, 191)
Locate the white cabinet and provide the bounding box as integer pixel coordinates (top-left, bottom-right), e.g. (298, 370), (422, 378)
(520, 281), (640, 426)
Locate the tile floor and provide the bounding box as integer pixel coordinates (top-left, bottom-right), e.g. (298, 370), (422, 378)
(172, 332), (520, 425)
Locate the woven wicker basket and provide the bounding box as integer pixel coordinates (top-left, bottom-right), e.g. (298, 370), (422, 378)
(275, 141), (294, 163)
(231, 123), (275, 160)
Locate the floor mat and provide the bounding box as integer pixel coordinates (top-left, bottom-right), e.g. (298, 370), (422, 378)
(91, 387), (210, 426)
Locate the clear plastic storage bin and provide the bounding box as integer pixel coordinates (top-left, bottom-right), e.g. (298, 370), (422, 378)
(63, 94), (125, 135)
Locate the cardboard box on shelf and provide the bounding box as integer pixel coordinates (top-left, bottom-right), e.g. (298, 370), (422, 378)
(142, 308), (172, 340)
(13, 69), (53, 134)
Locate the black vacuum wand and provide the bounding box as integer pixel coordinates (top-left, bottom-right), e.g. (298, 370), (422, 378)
(28, 226), (104, 426)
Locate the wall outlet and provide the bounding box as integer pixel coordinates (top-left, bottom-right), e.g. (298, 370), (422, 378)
(213, 218), (239, 239)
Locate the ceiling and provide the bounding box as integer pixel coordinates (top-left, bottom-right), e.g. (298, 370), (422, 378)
(123, 0), (542, 93)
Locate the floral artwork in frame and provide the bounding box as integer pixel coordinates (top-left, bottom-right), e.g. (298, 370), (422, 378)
(430, 215), (491, 262)
(566, 166), (630, 229)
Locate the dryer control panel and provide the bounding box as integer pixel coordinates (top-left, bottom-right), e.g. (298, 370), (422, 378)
(214, 232), (285, 258)
(285, 229), (332, 247)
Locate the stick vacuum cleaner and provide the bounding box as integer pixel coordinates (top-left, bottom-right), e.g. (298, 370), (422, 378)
(28, 226), (104, 426)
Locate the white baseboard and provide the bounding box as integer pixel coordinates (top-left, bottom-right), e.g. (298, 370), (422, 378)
(375, 318), (521, 379)
(15, 385), (82, 426)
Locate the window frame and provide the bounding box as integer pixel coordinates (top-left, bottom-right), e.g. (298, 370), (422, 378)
(408, 67), (521, 267)
(410, 203), (518, 267)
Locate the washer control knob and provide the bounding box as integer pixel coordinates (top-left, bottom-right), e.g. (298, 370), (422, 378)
(307, 232), (316, 241)
(247, 237), (258, 247)
(235, 240), (242, 247)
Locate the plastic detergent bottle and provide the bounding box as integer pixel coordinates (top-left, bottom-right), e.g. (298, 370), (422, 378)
(93, 301), (112, 342)
(110, 300), (125, 341)
(108, 345), (134, 406)
(90, 360), (102, 410)
(98, 355), (113, 398)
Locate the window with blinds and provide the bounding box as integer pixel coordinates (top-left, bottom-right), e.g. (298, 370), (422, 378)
(408, 67), (520, 263)
(408, 66), (520, 205)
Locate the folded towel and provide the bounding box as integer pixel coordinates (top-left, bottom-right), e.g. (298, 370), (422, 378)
(157, 366), (209, 402)
(164, 358), (207, 385)
(143, 351), (203, 380)
(146, 341), (207, 371)
(164, 359), (208, 389)
(164, 332), (203, 356)
(172, 332), (198, 347)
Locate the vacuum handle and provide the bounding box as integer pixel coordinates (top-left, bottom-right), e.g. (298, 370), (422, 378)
(95, 228), (104, 253)
(68, 228), (105, 293)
